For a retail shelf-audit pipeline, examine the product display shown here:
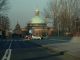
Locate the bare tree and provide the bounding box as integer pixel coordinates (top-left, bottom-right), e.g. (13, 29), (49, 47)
(44, 0), (80, 33)
(0, 0), (10, 31)
(0, 15), (10, 30)
(0, 0), (9, 14)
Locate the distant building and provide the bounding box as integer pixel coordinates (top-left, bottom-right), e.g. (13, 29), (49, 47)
(21, 28), (28, 37)
(27, 9), (55, 37)
(13, 21), (29, 38)
(45, 17), (56, 36)
(13, 21), (22, 38)
(27, 9), (47, 37)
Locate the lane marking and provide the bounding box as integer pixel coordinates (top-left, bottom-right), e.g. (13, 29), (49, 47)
(8, 40), (12, 49)
(1, 40), (13, 60)
(1, 49), (12, 60)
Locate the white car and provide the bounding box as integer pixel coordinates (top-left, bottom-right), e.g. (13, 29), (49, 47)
(32, 35), (42, 40)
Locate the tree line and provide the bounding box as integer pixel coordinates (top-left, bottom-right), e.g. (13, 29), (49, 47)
(0, 0), (10, 31)
(44, 0), (80, 33)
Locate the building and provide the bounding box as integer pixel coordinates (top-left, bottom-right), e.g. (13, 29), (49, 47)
(28, 9), (47, 37)
(45, 17), (55, 36)
(13, 21), (22, 38)
(21, 28), (28, 37)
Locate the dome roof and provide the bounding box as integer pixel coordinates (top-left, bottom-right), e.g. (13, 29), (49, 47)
(31, 16), (45, 24)
(31, 9), (45, 24)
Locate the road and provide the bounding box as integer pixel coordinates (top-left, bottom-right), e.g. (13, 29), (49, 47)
(0, 37), (70, 60)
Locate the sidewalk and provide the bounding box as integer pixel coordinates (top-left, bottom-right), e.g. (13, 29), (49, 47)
(43, 36), (80, 60)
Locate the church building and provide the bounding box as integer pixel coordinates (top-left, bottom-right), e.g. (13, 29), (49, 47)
(28, 9), (48, 37)
(13, 21), (22, 38)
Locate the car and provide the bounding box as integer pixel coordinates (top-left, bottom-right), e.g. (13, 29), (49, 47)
(64, 32), (73, 37)
(25, 35), (32, 40)
(32, 35), (42, 40)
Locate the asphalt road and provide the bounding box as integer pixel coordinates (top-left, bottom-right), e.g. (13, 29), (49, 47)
(0, 37), (68, 60)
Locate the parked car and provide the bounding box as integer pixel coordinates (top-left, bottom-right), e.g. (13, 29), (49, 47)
(64, 32), (73, 37)
(32, 35), (42, 40)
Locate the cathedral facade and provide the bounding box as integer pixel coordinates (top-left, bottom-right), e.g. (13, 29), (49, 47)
(27, 9), (48, 37)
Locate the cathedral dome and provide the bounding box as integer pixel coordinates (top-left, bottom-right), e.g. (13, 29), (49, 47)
(31, 9), (45, 24)
(31, 16), (45, 24)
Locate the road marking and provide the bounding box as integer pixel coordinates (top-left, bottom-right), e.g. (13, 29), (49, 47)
(1, 49), (12, 60)
(1, 40), (13, 60)
(8, 40), (12, 49)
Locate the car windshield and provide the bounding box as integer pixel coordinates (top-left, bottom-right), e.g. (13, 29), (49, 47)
(0, 0), (80, 60)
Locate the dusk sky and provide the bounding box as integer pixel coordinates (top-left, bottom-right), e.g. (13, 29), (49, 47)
(8, 0), (49, 29)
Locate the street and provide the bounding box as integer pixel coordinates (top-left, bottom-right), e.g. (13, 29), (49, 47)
(0, 0), (80, 60)
(0, 37), (70, 60)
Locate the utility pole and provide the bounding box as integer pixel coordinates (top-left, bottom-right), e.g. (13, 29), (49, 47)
(57, 20), (60, 37)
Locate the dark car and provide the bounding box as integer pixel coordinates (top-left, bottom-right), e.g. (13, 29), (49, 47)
(25, 35), (32, 40)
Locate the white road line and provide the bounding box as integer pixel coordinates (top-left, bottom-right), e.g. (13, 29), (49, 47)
(8, 40), (12, 49)
(1, 49), (12, 60)
(7, 49), (12, 60)
(1, 40), (13, 60)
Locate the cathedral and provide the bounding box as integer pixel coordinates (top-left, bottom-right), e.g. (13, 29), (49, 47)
(12, 9), (54, 38)
(27, 9), (48, 37)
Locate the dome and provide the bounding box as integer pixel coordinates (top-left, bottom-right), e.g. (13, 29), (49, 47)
(31, 16), (45, 24)
(31, 9), (45, 24)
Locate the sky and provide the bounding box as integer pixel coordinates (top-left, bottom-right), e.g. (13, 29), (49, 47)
(8, 0), (49, 29)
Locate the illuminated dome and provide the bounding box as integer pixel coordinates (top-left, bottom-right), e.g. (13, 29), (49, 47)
(31, 16), (45, 24)
(31, 9), (45, 24)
